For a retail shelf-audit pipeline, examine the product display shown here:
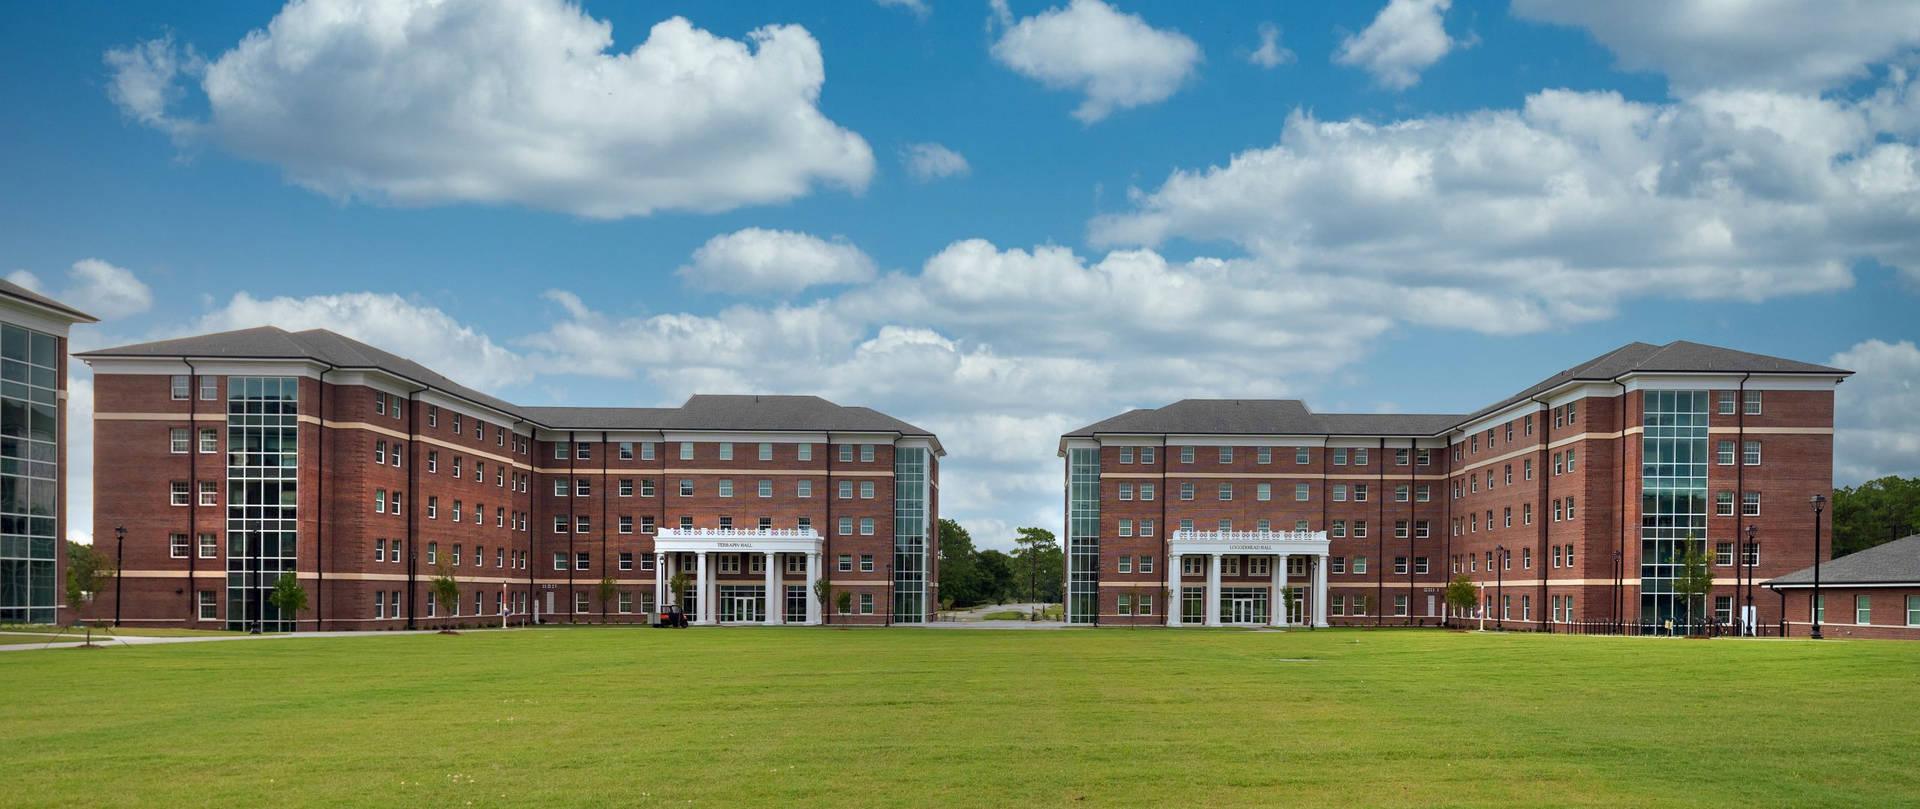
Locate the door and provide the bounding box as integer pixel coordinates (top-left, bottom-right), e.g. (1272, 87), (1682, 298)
(544, 591), (555, 615)
(1230, 599), (1256, 624)
(1426, 595), (1436, 617)
(733, 595), (757, 623)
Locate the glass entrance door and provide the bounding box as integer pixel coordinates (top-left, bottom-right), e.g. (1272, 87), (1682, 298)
(1230, 598), (1257, 624)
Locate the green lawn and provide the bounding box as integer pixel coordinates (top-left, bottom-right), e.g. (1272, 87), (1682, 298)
(3, 628), (1915, 808)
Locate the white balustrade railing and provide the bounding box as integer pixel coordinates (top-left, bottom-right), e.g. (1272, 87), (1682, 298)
(1169, 529), (1327, 543)
(657, 527), (822, 539)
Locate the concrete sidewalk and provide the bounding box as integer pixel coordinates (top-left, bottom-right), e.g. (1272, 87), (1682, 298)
(0, 628), (449, 652)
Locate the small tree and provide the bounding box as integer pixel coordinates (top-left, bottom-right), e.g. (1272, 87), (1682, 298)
(812, 577), (831, 624)
(1444, 575), (1480, 630)
(836, 590), (853, 617)
(596, 576), (617, 624)
(431, 561), (462, 633)
(267, 572), (308, 631)
(65, 541), (114, 645)
(1676, 537), (1714, 635)
(668, 572), (691, 607)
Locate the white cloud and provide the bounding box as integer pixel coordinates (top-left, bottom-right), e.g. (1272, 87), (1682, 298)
(902, 142), (971, 182)
(106, 0), (874, 218)
(1249, 22), (1296, 69)
(1090, 83), (1920, 331)
(875, 0), (930, 18)
(102, 35), (204, 143)
(1334, 0), (1460, 91)
(7, 258), (153, 320)
(1513, 0), (1920, 94)
(1831, 339), (1920, 485)
(194, 291), (528, 389)
(990, 0), (1202, 123)
(676, 228), (879, 295)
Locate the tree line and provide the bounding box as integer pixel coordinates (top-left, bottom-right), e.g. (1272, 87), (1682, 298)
(1833, 475), (1920, 558)
(937, 520), (1062, 609)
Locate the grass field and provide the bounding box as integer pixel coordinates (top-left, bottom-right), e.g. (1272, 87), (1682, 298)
(4, 627), (1915, 808)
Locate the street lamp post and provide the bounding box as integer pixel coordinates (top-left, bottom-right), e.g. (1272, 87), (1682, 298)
(1809, 494), (1826, 640)
(1743, 523), (1758, 636)
(113, 525), (125, 627)
(1495, 544), (1507, 631)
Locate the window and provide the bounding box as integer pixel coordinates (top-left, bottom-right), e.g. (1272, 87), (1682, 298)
(169, 533), (188, 558)
(1814, 594), (1825, 623)
(796, 480), (811, 498)
(641, 442), (656, 460)
(860, 518), (875, 535)
(838, 480), (853, 499)
(1218, 483), (1233, 501)
(838, 517), (853, 536)
(679, 479), (694, 497)
(1331, 595), (1346, 616)
(1295, 483), (1310, 501)
(1354, 521), (1367, 539)
(1395, 485), (1409, 503)
(1256, 446), (1272, 465)
(1718, 390), (1737, 414)
(718, 443), (733, 461)
(1555, 452), (1565, 475)
(1394, 556), (1408, 575)
(574, 552), (590, 571)
(1742, 491), (1760, 516)
(718, 480), (735, 498)
(838, 554), (852, 572)
(1353, 556), (1367, 574)
(1333, 448), (1347, 465)
(1180, 446), (1195, 464)
(1296, 447), (1310, 464)
(1566, 448), (1576, 472)
(169, 375), (189, 400)
(860, 481), (875, 499)
(1180, 482), (1194, 501)
(1566, 497), (1575, 519)
(1744, 391), (1762, 415)
(1256, 483), (1271, 502)
(1856, 595), (1872, 625)
(553, 515), (566, 533)
(1716, 491), (1735, 516)
(1117, 483), (1134, 501)
(681, 442), (695, 460)
(1119, 447), (1134, 464)
(574, 478), (589, 497)
(838, 444), (853, 463)
(641, 516), (655, 534)
(1715, 542), (1734, 566)
(1907, 596), (1919, 627)
(169, 428), (189, 454)
(1395, 520), (1409, 539)
(1355, 484), (1370, 500)
(1332, 520), (1346, 538)
(1417, 485), (1431, 503)
(860, 554), (875, 572)
(1333, 485), (1347, 502)
(1141, 519), (1155, 538)
(1744, 441), (1761, 465)
(1503, 507), (1512, 528)
(1118, 555), (1133, 574)
(860, 593), (874, 614)
(1355, 448), (1368, 465)
(1717, 440), (1735, 466)
(1140, 447), (1154, 464)
(575, 516), (590, 534)
(1118, 519), (1133, 537)
(859, 444), (875, 463)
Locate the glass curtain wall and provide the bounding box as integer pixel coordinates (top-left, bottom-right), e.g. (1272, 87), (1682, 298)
(1640, 390), (1707, 628)
(0, 324), (59, 623)
(227, 377), (299, 632)
(892, 447), (927, 622)
(1066, 448), (1100, 623)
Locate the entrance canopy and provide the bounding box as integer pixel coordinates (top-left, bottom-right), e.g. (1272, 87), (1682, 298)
(1168, 529), (1330, 556)
(654, 527), (824, 555)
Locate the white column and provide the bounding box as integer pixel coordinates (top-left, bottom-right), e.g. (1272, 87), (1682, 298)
(763, 552), (780, 626)
(695, 551), (711, 625)
(1204, 553), (1223, 627)
(805, 551), (822, 625)
(653, 553), (665, 617)
(1312, 553), (1331, 627)
(1166, 553), (1182, 627)
(1271, 554), (1288, 627)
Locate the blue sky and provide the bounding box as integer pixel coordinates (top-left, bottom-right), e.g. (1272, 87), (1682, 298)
(3, 0), (1916, 548)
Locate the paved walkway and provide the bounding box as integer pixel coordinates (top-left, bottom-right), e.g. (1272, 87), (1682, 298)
(0, 628), (447, 652)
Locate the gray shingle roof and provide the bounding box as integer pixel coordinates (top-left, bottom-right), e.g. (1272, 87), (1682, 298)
(1764, 535), (1920, 587)
(76, 327), (938, 442)
(1063, 399), (1462, 437)
(0, 279), (97, 323)
(1064, 340), (1851, 441)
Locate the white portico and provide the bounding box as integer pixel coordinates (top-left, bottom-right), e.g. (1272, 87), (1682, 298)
(1166, 530), (1331, 628)
(653, 528), (824, 626)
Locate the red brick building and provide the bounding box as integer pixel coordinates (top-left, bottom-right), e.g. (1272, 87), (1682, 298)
(1060, 341), (1849, 632)
(78, 327), (940, 630)
(1767, 535), (1920, 640)
(0, 280), (95, 624)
